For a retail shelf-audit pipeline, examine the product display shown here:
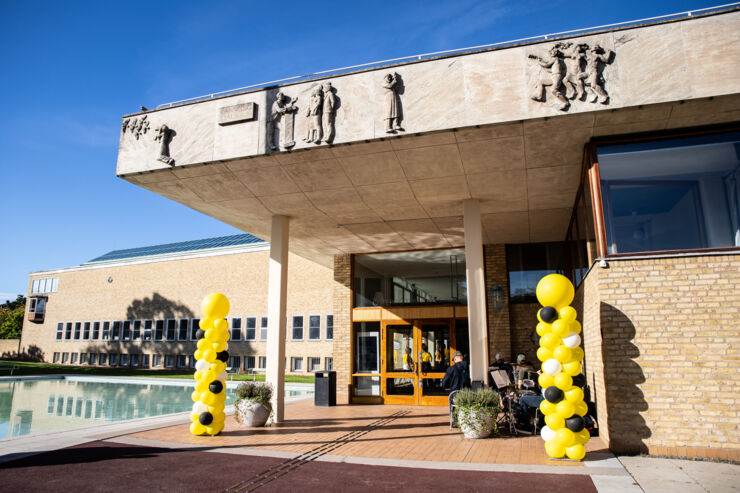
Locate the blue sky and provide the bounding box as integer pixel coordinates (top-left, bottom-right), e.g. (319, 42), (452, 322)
(0, 0), (726, 300)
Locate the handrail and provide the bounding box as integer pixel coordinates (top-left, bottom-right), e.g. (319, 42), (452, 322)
(155, 3), (740, 109)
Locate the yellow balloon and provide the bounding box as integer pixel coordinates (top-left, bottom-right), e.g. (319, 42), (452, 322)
(211, 361), (226, 374)
(539, 400), (556, 415)
(565, 387), (584, 403)
(191, 390), (201, 402)
(197, 339), (209, 350)
(566, 444), (586, 461)
(206, 423), (223, 436)
(536, 322), (550, 337)
(559, 306), (577, 322)
(193, 370), (203, 381)
(551, 320), (569, 337)
(213, 341), (227, 352)
(199, 317), (215, 330)
(571, 346), (585, 362)
(568, 320), (582, 335)
(202, 391), (218, 406)
(201, 293), (230, 320)
(203, 349), (217, 363)
(563, 361), (582, 377)
(555, 428), (576, 447)
(545, 440), (566, 458)
(190, 412), (199, 422)
(555, 373), (573, 390)
(538, 373), (555, 388)
(195, 379), (209, 393)
(190, 421), (206, 435)
(537, 347), (553, 362)
(536, 274), (574, 309)
(214, 318), (229, 332)
(194, 349), (204, 360)
(553, 345), (572, 363)
(556, 400), (575, 419)
(540, 333), (560, 349)
(576, 429), (591, 445)
(575, 401), (588, 416)
(545, 413), (564, 430)
(213, 411), (226, 423)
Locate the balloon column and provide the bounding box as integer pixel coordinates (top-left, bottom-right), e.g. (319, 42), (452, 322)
(190, 293), (231, 436)
(535, 274), (590, 460)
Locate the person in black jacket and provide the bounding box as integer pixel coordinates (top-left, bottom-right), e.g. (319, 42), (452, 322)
(441, 351), (471, 392)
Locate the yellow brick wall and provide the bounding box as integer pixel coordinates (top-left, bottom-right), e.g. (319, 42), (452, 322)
(332, 254), (352, 404)
(0, 339), (21, 356)
(20, 249), (334, 374)
(484, 244), (511, 362)
(577, 254), (740, 461)
(508, 303), (540, 363)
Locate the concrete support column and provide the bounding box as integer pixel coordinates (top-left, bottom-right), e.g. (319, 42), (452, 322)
(266, 215), (289, 422)
(463, 199), (490, 385)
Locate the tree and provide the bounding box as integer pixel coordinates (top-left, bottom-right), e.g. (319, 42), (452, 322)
(0, 295), (25, 339)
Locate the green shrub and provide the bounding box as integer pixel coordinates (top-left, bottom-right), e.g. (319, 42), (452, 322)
(453, 388), (500, 437)
(235, 382), (273, 410)
(453, 388), (500, 409)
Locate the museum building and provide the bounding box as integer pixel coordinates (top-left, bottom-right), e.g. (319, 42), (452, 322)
(23, 9), (740, 460)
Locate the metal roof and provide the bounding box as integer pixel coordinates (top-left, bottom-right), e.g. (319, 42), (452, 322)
(85, 233), (264, 264)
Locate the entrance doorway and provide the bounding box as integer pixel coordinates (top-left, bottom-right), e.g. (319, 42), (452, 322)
(382, 319), (457, 406)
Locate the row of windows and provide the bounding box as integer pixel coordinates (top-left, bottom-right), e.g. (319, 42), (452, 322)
(51, 352), (333, 372)
(53, 315), (334, 342)
(31, 277), (58, 294)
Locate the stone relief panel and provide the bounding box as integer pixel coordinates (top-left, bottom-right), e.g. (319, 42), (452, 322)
(303, 81), (338, 144)
(268, 91), (298, 151)
(528, 40), (615, 111)
(121, 115), (150, 139)
(153, 124), (176, 166)
(382, 72), (404, 133)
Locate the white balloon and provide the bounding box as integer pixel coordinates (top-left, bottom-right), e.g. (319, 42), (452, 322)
(195, 360), (210, 372)
(218, 370), (227, 382)
(192, 401), (208, 414)
(543, 358), (562, 376)
(562, 332), (582, 348)
(540, 425), (556, 442)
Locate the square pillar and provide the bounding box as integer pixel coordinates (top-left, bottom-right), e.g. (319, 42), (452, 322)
(463, 199), (490, 384)
(266, 215), (289, 422)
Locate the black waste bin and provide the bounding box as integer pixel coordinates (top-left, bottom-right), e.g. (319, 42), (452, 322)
(314, 371), (336, 406)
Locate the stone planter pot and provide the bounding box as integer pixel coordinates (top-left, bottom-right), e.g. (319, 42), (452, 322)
(234, 399), (270, 427)
(457, 408), (496, 439)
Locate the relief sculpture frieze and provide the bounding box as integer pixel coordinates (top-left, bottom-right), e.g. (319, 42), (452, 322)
(121, 115), (150, 139)
(303, 82), (338, 145)
(528, 41), (614, 111)
(382, 72), (404, 133)
(153, 124), (175, 166)
(269, 92), (298, 151)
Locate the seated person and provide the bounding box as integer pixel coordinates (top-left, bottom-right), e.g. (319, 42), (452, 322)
(441, 351), (470, 392)
(513, 354), (535, 389)
(489, 353), (515, 388)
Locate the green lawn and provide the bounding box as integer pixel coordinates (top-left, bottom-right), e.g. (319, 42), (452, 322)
(0, 360), (315, 383)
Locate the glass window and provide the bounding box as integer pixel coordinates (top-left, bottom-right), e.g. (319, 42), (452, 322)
(122, 321), (132, 341)
(326, 315), (333, 340)
(141, 354), (150, 368)
(290, 357), (303, 372)
(31, 279), (39, 294)
(98, 353), (107, 365)
(176, 355), (186, 368)
(120, 354), (129, 366)
(111, 321), (121, 341)
(308, 357), (321, 372)
(80, 353), (88, 364)
(152, 354), (161, 367)
(244, 356), (256, 370)
(131, 354), (140, 367)
(230, 317), (242, 341)
(354, 248), (467, 307)
(92, 322), (100, 340)
(89, 353), (98, 365)
(507, 243), (565, 303)
(51, 278), (58, 292)
(166, 319), (176, 341)
(70, 353), (78, 364)
(102, 321), (110, 341)
(190, 319), (200, 340)
(292, 316), (303, 340)
(154, 320), (164, 341)
(354, 322), (380, 373)
(598, 131), (740, 254)
(245, 317), (256, 341)
(178, 319), (189, 341)
(73, 322), (81, 340)
(53, 352), (60, 363)
(260, 317), (268, 340)
(164, 355), (174, 368)
(325, 357), (333, 371)
(308, 315), (320, 340)
(83, 322), (90, 340)
(56, 323), (63, 340)
(109, 354), (118, 366)
(142, 320), (152, 341)
(65, 322), (72, 340)
(62, 352), (69, 363)
(258, 356), (266, 369)
(354, 376), (380, 397)
(228, 356), (241, 369)
(133, 320), (142, 341)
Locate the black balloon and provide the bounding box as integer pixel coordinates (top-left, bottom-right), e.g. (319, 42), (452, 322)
(195, 329), (205, 339)
(544, 386), (564, 404)
(199, 412), (213, 426)
(209, 380), (223, 394)
(572, 374), (586, 388)
(539, 306), (558, 323)
(565, 415), (585, 432)
(216, 351), (229, 362)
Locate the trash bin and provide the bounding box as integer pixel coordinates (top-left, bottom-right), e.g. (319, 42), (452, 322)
(314, 371), (336, 406)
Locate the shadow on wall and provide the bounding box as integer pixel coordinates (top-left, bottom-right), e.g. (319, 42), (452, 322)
(1, 345), (45, 362)
(600, 302), (651, 454)
(126, 293), (194, 320)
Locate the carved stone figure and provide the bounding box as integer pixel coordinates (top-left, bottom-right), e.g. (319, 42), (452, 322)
(153, 124), (175, 165)
(528, 43), (570, 111)
(321, 82), (336, 144)
(304, 87), (323, 144)
(563, 43), (589, 100)
(583, 44), (614, 104)
(382, 73), (404, 133)
(122, 118), (130, 133)
(122, 115), (149, 139)
(269, 92), (298, 151)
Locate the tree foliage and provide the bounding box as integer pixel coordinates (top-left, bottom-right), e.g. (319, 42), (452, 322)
(0, 295), (25, 339)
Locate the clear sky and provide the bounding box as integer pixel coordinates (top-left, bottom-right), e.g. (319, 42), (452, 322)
(0, 0), (727, 300)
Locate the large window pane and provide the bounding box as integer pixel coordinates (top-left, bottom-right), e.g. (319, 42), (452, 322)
(598, 132), (740, 254)
(353, 322), (380, 374)
(507, 243), (565, 303)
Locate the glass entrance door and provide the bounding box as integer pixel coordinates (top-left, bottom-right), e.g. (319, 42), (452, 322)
(382, 320), (454, 405)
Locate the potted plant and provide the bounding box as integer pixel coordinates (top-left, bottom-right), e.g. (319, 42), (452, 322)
(234, 382), (273, 427)
(454, 388), (500, 439)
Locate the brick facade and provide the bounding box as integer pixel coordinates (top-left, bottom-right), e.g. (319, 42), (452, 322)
(332, 254), (352, 404)
(576, 254), (740, 461)
(484, 244), (511, 363)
